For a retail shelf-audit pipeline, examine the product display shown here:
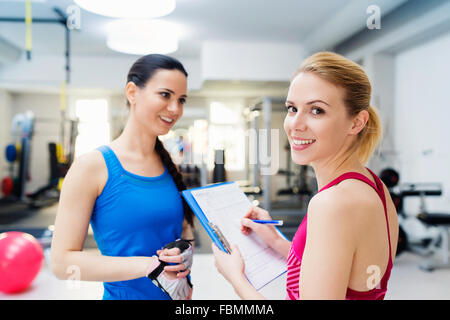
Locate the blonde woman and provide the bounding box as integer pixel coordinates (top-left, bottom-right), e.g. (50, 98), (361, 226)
(212, 52), (399, 300)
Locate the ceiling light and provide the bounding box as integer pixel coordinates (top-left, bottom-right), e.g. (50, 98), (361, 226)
(74, 0), (176, 18)
(106, 19), (179, 55)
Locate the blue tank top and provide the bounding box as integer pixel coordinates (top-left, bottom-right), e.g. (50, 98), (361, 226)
(90, 145), (184, 300)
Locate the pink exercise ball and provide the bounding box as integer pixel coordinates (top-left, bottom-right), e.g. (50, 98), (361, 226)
(0, 231), (44, 293)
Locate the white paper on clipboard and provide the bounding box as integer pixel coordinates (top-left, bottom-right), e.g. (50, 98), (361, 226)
(190, 182), (287, 290)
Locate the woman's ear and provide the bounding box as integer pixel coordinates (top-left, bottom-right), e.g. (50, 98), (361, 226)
(126, 81), (138, 107)
(349, 109), (369, 136)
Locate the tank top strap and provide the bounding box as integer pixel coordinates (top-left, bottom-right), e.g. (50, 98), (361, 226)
(96, 145), (124, 181)
(318, 171), (378, 193)
(366, 168), (393, 263)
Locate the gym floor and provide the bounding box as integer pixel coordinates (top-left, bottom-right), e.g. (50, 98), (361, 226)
(1, 206), (449, 300)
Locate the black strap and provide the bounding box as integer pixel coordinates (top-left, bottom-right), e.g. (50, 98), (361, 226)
(147, 260), (167, 280)
(148, 238), (192, 280)
(163, 239), (193, 251)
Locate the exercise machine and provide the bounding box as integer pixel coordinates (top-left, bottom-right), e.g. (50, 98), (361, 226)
(1, 112), (78, 212)
(27, 117), (78, 208)
(276, 140), (316, 207)
(1, 111), (35, 203)
(380, 168), (450, 271)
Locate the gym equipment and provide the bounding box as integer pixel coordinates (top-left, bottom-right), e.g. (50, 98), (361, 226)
(5, 144), (18, 163)
(401, 183), (450, 271)
(1, 177), (14, 196)
(379, 168), (450, 271)
(379, 168), (399, 188)
(276, 142), (314, 199)
(179, 164), (201, 189)
(0, 226), (53, 268)
(0, 3), (75, 205)
(0, 5), (73, 83)
(0, 231), (44, 293)
(212, 149), (226, 183)
(1, 112), (35, 202)
(27, 140), (76, 208)
(1, 111), (78, 211)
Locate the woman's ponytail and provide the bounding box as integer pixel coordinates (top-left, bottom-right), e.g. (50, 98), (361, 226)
(357, 105), (383, 164)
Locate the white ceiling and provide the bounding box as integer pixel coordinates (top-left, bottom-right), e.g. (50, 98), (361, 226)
(0, 0), (409, 60)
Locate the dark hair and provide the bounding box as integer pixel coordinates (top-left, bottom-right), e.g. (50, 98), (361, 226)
(126, 54), (194, 227)
(127, 53), (188, 91)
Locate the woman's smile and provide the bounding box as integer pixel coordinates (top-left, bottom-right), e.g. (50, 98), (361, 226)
(159, 115), (176, 126)
(291, 138), (316, 151)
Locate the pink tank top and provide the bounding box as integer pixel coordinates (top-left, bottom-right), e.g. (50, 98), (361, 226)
(286, 168), (393, 300)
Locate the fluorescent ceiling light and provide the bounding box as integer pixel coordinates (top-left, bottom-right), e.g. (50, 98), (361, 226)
(74, 0), (176, 18)
(106, 19), (179, 55)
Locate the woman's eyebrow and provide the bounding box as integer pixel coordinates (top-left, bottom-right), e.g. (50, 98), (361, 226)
(285, 99), (330, 106)
(306, 99), (330, 106)
(159, 88), (187, 98)
(159, 88), (175, 93)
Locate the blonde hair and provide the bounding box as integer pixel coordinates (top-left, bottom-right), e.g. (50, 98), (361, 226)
(294, 51), (382, 164)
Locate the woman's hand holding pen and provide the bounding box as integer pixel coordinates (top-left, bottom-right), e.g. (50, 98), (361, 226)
(241, 206), (291, 258)
(241, 206), (282, 245)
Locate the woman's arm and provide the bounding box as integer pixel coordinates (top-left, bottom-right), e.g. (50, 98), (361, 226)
(211, 206), (294, 299)
(50, 151), (154, 282)
(299, 191), (358, 299)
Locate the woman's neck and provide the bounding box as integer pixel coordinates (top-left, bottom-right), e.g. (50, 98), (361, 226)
(311, 152), (366, 191)
(113, 113), (157, 158)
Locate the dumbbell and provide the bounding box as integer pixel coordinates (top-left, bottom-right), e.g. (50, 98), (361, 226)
(1, 177), (14, 196)
(5, 143), (21, 163)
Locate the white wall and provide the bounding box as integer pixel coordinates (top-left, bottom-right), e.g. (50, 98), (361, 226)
(201, 41), (306, 81)
(364, 53), (396, 174)
(394, 31), (450, 213)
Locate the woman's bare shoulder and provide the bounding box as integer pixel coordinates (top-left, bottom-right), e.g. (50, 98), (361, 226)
(309, 179), (380, 221)
(63, 150), (107, 195)
(69, 150), (105, 174)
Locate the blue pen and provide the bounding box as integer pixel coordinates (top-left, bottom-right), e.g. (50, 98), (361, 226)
(251, 219), (283, 226)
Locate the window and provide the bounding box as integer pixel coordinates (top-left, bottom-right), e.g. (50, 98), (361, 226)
(208, 101), (245, 171)
(74, 99), (110, 157)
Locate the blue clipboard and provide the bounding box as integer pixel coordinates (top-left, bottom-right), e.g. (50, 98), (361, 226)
(182, 181), (288, 290)
(182, 181), (235, 253)
(182, 181), (288, 252)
